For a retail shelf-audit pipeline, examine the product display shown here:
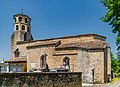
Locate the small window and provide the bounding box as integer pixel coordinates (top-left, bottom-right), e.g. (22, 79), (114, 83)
(16, 25), (19, 30)
(19, 17), (22, 22)
(29, 21), (30, 25)
(40, 54), (49, 69)
(15, 52), (19, 57)
(27, 27), (30, 32)
(22, 25), (25, 30)
(25, 18), (27, 23)
(14, 48), (20, 58)
(14, 18), (17, 22)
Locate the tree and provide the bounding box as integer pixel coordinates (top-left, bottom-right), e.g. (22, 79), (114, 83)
(111, 52), (120, 74)
(101, 0), (120, 49)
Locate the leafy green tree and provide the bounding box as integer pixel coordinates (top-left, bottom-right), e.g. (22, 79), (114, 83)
(101, 0), (120, 49)
(111, 52), (117, 73)
(116, 51), (120, 73)
(101, 0), (120, 74)
(111, 52), (120, 74)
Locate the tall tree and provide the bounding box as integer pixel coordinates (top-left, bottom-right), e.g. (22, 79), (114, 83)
(101, 0), (120, 49)
(111, 52), (120, 73)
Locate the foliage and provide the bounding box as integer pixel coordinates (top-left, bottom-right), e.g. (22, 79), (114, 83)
(111, 52), (120, 74)
(109, 76), (120, 84)
(101, 0), (120, 49)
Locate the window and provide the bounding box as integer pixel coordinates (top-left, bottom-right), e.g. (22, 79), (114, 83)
(14, 18), (17, 22)
(0, 66), (7, 72)
(17, 67), (22, 72)
(12, 67), (16, 72)
(62, 57), (70, 70)
(40, 54), (49, 69)
(15, 52), (19, 57)
(27, 27), (30, 32)
(29, 21), (30, 25)
(22, 25), (25, 30)
(25, 18), (27, 23)
(14, 48), (20, 58)
(19, 17), (22, 22)
(16, 25), (19, 30)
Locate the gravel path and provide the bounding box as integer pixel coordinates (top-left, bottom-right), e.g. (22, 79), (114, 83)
(82, 79), (120, 87)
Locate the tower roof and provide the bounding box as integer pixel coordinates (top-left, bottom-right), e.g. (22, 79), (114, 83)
(13, 14), (31, 20)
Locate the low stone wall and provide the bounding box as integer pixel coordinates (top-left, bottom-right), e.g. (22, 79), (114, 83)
(0, 72), (82, 87)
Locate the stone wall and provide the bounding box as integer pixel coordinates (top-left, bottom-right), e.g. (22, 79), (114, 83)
(14, 34), (107, 72)
(78, 49), (91, 83)
(107, 47), (111, 81)
(88, 50), (104, 83)
(16, 34), (100, 60)
(10, 34), (110, 84)
(78, 49), (105, 83)
(0, 72), (82, 87)
(27, 46), (78, 72)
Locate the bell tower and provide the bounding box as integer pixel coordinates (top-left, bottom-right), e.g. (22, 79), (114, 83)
(11, 14), (33, 58)
(13, 14), (33, 41)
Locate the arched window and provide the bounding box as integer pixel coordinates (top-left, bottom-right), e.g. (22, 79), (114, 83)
(22, 25), (25, 30)
(14, 48), (20, 58)
(62, 57), (70, 70)
(40, 54), (48, 69)
(14, 18), (17, 22)
(16, 25), (19, 30)
(25, 18), (27, 23)
(19, 17), (22, 22)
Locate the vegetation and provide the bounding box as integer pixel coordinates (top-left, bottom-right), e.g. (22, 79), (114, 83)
(101, 0), (120, 74)
(101, 0), (120, 49)
(111, 52), (120, 74)
(109, 76), (120, 84)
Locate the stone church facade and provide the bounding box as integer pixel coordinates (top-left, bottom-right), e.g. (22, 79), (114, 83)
(6, 14), (111, 83)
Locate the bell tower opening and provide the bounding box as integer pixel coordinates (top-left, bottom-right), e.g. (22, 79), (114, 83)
(12, 14), (33, 42)
(11, 13), (33, 59)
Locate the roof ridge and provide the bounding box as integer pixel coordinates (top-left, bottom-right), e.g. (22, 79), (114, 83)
(17, 34), (106, 44)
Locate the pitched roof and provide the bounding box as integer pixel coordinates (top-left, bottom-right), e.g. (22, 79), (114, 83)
(26, 40), (60, 49)
(17, 34), (106, 44)
(56, 40), (109, 50)
(5, 57), (27, 63)
(14, 14), (31, 20)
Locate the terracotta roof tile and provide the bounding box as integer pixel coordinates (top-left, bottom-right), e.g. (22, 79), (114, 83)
(56, 40), (109, 49)
(5, 57), (27, 63)
(26, 40), (60, 49)
(17, 34), (106, 44)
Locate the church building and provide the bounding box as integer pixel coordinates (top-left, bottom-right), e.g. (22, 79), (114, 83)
(5, 14), (111, 83)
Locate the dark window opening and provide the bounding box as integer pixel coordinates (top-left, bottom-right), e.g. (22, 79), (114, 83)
(40, 54), (48, 69)
(22, 25), (25, 30)
(27, 27), (30, 32)
(92, 69), (94, 83)
(14, 18), (17, 22)
(25, 18), (27, 23)
(19, 17), (22, 22)
(15, 52), (19, 57)
(14, 48), (20, 58)
(16, 25), (19, 30)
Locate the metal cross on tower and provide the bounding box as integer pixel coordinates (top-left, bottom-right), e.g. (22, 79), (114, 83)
(21, 9), (23, 14)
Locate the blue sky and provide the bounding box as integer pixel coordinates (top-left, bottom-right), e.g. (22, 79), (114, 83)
(0, 0), (117, 60)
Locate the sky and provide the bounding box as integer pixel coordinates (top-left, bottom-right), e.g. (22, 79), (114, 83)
(0, 0), (117, 60)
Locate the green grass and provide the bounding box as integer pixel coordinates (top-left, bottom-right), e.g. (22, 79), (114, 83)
(109, 77), (120, 84)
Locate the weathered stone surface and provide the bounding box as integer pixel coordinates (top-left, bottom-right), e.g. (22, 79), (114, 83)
(0, 72), (82, 87)
(9, 14), (111, 84)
